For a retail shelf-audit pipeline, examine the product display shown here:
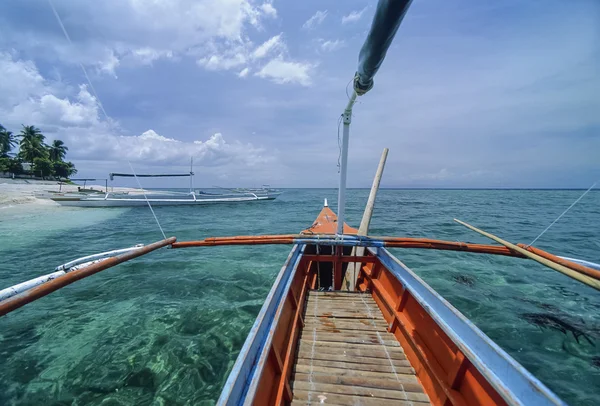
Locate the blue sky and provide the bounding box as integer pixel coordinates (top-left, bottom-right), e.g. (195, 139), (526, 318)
(0, 0), (598, 188)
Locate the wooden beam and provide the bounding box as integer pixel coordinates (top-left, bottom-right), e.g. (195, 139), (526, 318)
(454, 219), (600, 290)
(343, 148), (389, 290)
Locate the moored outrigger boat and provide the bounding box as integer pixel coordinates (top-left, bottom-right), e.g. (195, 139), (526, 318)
(47, 171), (281, 207)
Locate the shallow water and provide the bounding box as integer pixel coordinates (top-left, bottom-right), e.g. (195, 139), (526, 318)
(0, 189), (599, 405)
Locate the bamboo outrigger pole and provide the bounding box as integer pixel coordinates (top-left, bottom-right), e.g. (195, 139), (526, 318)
(0, 237), (176, 317)
(454, 219), (600, 290)
(343, 148), (389, 290)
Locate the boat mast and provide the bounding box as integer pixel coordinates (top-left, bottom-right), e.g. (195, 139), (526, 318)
(336, 92), (357, 235)
(336, 0), (413, 236)
(190, 157), (194, 193)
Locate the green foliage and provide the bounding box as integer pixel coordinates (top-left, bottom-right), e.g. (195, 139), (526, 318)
(53, 161), (78, 178)
(48, 139), (68, 162)
(0, 124), (77, 178)
(18, 125), (48, 163)
(0, 157), (23, 174)
(8, 158), (23, 175)
(0, 124), (16, 157)
(33, 157), (53, 178)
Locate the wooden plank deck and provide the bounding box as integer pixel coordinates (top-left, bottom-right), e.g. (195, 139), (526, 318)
(291, 290), (431, 405)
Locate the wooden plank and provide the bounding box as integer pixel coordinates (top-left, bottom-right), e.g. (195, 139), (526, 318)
(308, 295), (375, 304)
(303, 318), (387, 328)
(294, 372), (422, 392)
(295, 358), (413, 373)
(300, 330), (397, 341)
(305, 300), (379, 308)
(294, 365), (417, 381)
(298, 339), (403, 353)
(304, 311), (377, 319)
(299, 334), (400, 347)
(308, 291), (372, 297)
(292, 380), (424, 401)
(292, 390), (429, 405)
(306, 296), (377, 301)
(302, 324), (389, 334)
(297, 345), (406, 360)
(305, 304), (375, 309)
(297, 352), (408, 366)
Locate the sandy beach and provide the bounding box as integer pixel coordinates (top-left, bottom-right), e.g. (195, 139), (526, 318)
(0, 179), (137, 208)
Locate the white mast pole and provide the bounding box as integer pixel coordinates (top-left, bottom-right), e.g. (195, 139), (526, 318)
(336, 91), (358, 236)
(190, 157), (194, 194)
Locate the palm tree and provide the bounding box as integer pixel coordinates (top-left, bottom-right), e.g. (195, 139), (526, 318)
(18, 125), (48, 163)
(48, 139), (69, 162)
(0, 124), (16, 157)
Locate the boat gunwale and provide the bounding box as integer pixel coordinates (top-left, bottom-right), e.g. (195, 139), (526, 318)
(371, 246), (565, 406)
(217, 244), (305, 405)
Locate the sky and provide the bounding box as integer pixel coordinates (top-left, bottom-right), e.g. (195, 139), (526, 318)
(0, 0), (598, 188)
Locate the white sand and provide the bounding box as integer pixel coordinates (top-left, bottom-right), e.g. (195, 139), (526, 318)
(0, 179), (138, 208)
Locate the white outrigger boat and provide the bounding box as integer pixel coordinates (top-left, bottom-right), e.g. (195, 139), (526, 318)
(49, 172), (281, 207)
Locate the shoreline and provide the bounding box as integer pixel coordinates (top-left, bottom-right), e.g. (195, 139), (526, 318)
(0, 179), (138, 209)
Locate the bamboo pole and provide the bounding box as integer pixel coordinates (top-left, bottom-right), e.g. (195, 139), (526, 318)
(517, 244), (600, 280)
(454, 219), (600, 290)
(0, 237), (176, 317)
(343, 148), (389, 290)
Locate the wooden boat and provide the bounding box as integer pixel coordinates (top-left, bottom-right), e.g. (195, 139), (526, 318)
(214, 203), (565, 406)
(2, 2), (598, 405)
(48, 171), (281, 207)
(2, 200), (599, 404)
(49, 190), (280, 207)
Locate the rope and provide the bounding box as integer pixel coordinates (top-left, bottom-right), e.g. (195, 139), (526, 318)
(336, 115), (343, 173)
(48, 0), (110, 121)
(529, 183), (596, 246)
(128, 161), (167, 240)
(358, 294), (411, 403)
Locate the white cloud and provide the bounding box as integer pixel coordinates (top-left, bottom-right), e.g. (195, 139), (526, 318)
(2, 0), (281, 80)
(252, 34), (284, 59)
(342, 7), (367, 24)
(238, 67), (250, 77)
(0, 51), (46, 107)
(320, 39), (345, 52)
(197, 53), (247, 70)
(131, 48), (174, 65)
(97, 49), (120, 77)
(260, 3), (277, 18)
(0, 52), (277, 172)
(302, 10), (327, 30)
(256, 58), (313, 86)
(138, 130), (178, 142)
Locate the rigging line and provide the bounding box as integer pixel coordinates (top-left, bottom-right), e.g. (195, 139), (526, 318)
(528, 182), (597, 247)
(336, 115), (343, 173)
(128, 161), (167, 240)
(47, 0), (110, 121)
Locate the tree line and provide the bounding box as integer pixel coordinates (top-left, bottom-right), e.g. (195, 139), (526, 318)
(0, 124), (77, 179)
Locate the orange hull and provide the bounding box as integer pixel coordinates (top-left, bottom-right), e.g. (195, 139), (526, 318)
(218, 205), (563, 406)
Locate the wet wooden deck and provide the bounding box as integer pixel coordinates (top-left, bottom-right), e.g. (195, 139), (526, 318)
(291, 290), (431, 406)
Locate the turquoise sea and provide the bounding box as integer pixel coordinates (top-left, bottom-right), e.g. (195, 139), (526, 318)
(1, 189), (599, 405)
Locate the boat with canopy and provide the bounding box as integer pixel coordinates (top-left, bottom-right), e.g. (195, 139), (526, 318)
(49, 171), (281, 207)
(2, 0), (599, 404)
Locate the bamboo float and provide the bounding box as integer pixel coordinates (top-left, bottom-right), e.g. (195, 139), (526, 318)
(454, 219), (600, 290)
(0, 237), (176, 317)
(517, 244), (600, 280)
(343, 148), (389, 291)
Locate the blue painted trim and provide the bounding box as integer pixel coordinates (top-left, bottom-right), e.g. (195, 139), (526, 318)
(217, 244), (305, 406)
(372, 247), (566, 406)
(294, 237), (385, 247)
